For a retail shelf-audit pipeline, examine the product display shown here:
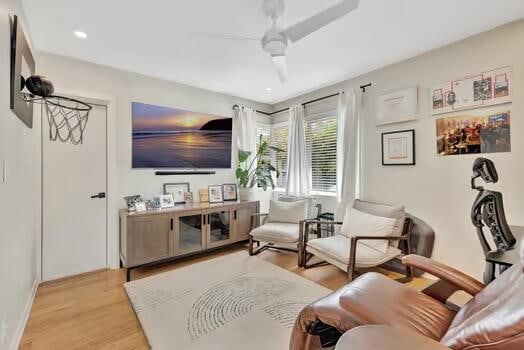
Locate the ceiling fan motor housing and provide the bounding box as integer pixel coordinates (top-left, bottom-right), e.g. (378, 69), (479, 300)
(262, 27), (288, 56)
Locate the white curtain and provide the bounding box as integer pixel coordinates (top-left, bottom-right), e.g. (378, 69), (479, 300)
(335, 88), (362, 221)
(234, 106), (257, 165)
(286, 105), (310, 196)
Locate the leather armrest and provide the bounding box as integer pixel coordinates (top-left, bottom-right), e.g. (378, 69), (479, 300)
(351, 235), (409, 242)
(335, 326), (450, 350)
(402, 255), (484, 296)
(251, 213), (268, 217)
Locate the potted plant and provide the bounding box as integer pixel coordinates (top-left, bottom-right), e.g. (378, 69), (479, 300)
(236, 136), (283, 201)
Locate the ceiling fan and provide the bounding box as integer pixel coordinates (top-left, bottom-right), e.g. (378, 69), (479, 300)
(192, 0), (359, 82)
(260, 0), (360, 82)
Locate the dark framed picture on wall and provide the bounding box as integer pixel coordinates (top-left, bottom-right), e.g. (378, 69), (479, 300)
(381, 129), (415, 166)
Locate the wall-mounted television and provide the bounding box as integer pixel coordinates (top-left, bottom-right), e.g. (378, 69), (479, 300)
(132, 102), (232, 168)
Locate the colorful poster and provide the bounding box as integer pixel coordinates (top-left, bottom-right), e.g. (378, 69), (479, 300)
(436, 109), (511, 156)
(431, 67), (511, 115)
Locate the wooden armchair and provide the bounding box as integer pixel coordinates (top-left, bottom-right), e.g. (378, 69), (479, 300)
(300, 218), (413, 281)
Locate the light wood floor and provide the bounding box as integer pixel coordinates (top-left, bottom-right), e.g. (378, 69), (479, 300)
(20, 245), (431, 350)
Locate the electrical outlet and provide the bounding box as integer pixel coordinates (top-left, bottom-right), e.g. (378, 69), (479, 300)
(0, 318), (7, 346)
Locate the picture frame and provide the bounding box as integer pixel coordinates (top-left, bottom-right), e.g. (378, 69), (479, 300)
(375, 87), (418, 126)
(163, 182), (190, 204)
(222, 183), (238, 201)
(208, 185), (223, 203)
(159, 194), (175, 209)
(381, 129), (415, 166)
(143, 194), (161, 210)
(184, 192), (194, 203)
(134, 202), (147, 213)
(198, 189), (209, 203)
(124, 195), (143, 212)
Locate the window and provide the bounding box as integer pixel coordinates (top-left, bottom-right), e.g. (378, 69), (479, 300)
(256, 122), (289, 190)
(270, 124), (289, 189)
(256, 124), (271, 163)
(305, 116), (337, 194)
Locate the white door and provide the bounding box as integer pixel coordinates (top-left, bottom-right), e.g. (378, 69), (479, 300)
(42, 103), (107, 281)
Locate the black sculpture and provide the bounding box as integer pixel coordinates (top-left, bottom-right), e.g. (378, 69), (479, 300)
(471, 157), (516, 282)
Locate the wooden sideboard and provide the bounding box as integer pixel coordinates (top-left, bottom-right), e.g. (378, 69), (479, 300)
(119, 200), (259, 280)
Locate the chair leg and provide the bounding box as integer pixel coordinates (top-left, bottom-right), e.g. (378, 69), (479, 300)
(248, 235), (255, 256)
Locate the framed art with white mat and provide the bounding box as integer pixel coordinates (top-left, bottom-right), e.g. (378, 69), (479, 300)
(382, 129), (415, 165)
(375, 87), (418, 125)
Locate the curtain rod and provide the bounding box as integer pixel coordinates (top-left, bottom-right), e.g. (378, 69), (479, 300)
(233, 83), (372, 116)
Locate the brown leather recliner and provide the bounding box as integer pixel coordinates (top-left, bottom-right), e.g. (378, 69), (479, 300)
(290, 243), (524, 350)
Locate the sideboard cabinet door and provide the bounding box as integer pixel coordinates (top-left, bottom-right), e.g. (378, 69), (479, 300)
(126, 215), (172, 266)
(235, 202), (260, 241)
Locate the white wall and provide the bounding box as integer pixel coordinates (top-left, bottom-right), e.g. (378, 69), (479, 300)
(273, 20), (524, 279)
(0, 2), (40, 349)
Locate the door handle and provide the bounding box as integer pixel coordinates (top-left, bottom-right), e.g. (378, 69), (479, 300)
(90, 192), (106, 199)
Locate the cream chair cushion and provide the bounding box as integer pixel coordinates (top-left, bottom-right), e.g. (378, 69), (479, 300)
(267, 199), (308, 224)
(306, 235), (401, 271)
(339, 208), (397, 253)
(353, 199), (405, 239)
(250, 222), (300, 243)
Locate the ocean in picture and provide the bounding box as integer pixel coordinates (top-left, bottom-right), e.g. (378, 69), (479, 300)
(132, 102), (232, 168)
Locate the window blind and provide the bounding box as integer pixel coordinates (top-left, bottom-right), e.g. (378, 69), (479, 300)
(270, 124), (289, 189)
(256, 123), (289, 189)
(305, 116), (337, 193)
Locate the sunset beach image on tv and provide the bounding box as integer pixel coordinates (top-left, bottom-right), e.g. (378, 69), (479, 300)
(132, 102), (232, 168)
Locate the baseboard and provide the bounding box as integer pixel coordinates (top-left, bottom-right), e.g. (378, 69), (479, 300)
(10, 278), (39, 350)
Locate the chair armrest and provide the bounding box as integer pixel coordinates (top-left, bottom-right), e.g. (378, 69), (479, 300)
(335, 326), (450, 350)
(402, 255), (484, 296)
(351, 234), (409, 242)
(250, 213), (268, 228)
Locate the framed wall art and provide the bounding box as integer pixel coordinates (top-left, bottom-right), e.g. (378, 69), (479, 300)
(382, 129), (415, 166)
(375, 87), (418, 125)
(431, 67), (512, 116)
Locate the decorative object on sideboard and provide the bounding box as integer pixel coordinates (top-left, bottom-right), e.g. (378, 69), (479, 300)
(381, 129), (415, 166)
(10, 15), (35, 128)
(163, 182), (190, 204)
(134, 202), (147, 213)
(431, 66), (512, 116)
(375, 87), (418, 126)
(124, 195), (144, 212)
(184, 192), (194, 203)
(159, 194), (175, 209)
(436, 110), (510, 156)
(132, 101), (232, 169)
(143, 194), (161, 210)
(222, 184), (238, 201)
(208, 185), (223, 203)
(199, 189), (209, 203)
(236, 135), (283, 201)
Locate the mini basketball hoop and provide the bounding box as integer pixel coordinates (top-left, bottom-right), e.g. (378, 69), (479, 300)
(44, 95), (91, 145)
(21, 75), (92, 145)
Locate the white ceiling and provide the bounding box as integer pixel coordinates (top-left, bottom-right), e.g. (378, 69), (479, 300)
(21, 0), (524, 104)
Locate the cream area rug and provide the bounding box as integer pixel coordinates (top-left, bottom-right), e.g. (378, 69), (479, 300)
(124, 251), (331, 349)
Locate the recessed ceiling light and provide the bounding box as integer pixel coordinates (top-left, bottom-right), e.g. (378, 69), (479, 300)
(265, 87), (272, 91)
(73, 30), (88, 39)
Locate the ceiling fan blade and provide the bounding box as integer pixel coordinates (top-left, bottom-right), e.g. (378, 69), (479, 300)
(271, 55), (288, 82)
(189, 32), (260, 44)
(283, 0), (359, 43)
